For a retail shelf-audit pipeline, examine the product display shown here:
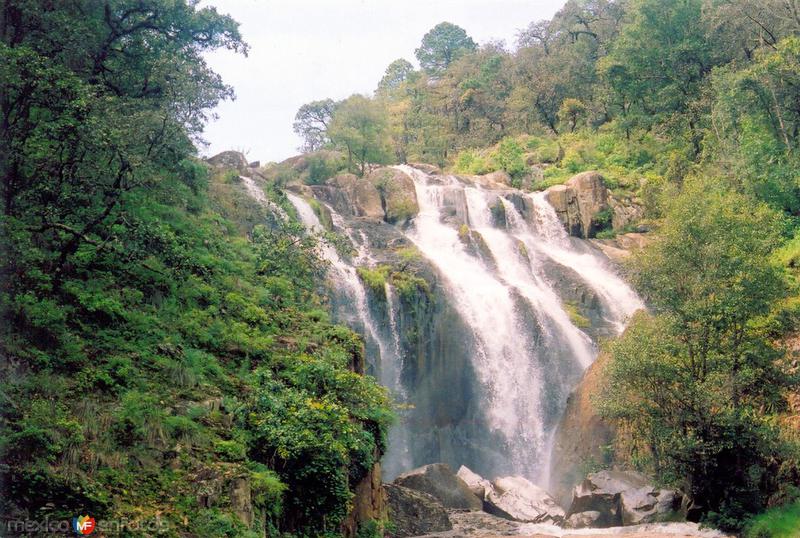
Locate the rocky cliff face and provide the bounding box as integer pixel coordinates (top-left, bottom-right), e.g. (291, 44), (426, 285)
(549, 352), (616, 508)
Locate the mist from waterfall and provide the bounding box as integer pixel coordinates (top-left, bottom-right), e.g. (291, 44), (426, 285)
(279, 169), (641, 486)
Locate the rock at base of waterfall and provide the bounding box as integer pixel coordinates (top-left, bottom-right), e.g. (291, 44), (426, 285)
(393, 463), (483, 511)
(566, 470), (684, 528)
(564, 510), (602, 528)
(367, 167), (419, 225)
(483, 476), (565, 524)
(384, 484), (452, 537)
(456, 465), (493, 500)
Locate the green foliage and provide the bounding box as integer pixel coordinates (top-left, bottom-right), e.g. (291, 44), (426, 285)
(745, 500), (800, 538)
(563, 302), (591, 329)
(0, 2), (391, 535)
(415, 22), (477, 76)
(492, 137), (526, 180)
(329, 95), (392, 176)
(357, 266), (391, 298)
(600, 181), (794, 530)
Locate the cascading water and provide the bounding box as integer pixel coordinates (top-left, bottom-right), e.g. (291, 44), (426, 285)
(284, 191), (411, 478)
(273, 168), (640, 487)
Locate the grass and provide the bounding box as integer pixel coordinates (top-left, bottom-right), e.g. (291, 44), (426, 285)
(745, 501), (800, 538)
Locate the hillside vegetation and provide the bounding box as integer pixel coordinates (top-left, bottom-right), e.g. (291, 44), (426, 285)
(0, 2), (389, 537)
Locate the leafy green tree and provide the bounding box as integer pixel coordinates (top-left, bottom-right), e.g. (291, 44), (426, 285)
(709, 37), (800, 213)
(415, 22), (477, 76)
(558, 98), (588, 132)
(328, 95), (391, 176)
(1, 0), (245, 290)
(601, 179), (791, 529)
(376, 58), (415, 96)
(600, 0), (726, 151)
(292, 98), (337, 152)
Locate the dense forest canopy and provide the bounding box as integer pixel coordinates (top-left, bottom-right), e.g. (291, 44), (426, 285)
(3, 0), (800, 536)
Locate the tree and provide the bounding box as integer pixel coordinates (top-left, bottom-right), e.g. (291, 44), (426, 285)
(709, 36), (800, 213)
(558, 98), (588, 132)
(0, 0), (245, 289)
(415, 22), (477, 76)
(376, 58), (415, 96)
(292, 98), (337, 152)
(600, 179), (791, 529)
(599, 0), (728, 151)
(328, 95), (391, 176)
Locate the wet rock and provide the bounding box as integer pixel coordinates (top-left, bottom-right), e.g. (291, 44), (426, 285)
(408, 162), (442, 175)
(565, 510), (602, 529)
(229, 476), (254, 528)
(368, 167), (419, 225)
(439, 186), (470, 225)
(484, 476), (565, 524)
(384, 483), (452, 537)
(456, 465), (493, 501)
(489, 197), (507, 228)
(567, 470), (684, 528)
(393, 463), (483, 511)
(458, 226), (496, 270)
(309, 184), (355, 217)
(504, 192), (536, 224)
(549, 352), (616, 507)
(342, 452), (386, 537)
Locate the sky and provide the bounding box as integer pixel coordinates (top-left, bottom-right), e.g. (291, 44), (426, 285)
(200, 0), (566, 164)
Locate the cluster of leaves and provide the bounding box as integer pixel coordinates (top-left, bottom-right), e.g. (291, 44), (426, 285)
(0, 1), (390, 536)
(599, 180), (797, 530)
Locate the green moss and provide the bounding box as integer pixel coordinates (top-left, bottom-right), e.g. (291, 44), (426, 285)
(396, 246), (423, 264)
(391, 271), (431, 301)
(745, 501), (800, 538)
(357, 265), (391, 298)
(563, 301), (591, 328)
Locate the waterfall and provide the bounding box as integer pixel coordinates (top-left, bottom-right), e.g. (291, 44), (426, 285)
(276, 167), (641, 487)
(284, 191), (410, 477)
(523, 192), (643, 332)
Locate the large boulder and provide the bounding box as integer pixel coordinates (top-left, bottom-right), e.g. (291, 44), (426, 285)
(456, 465), (493, 501)
(384, 484), (452, 537)
(483, 476), (565, 524)
(367, 167), (419, 225)
(327, 173), (384, 219)
(545, 171), (610, 238)
(566, 470), (683, 528)
(393, 463), (482, 511)
(207, 150), (248, 171)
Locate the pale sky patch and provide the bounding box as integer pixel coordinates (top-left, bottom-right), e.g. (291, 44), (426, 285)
(201, 0), (566, 164)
